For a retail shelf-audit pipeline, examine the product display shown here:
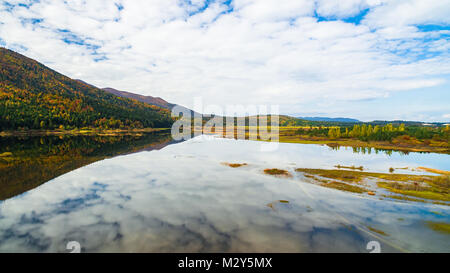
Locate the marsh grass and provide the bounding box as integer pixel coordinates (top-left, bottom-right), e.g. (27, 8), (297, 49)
(425, 221), (450, 235)
(321, 181), (367, 193)
(296, 168), (436, 183)
(263, 168), (292, 177)
(296, 168), (450, 204)
(303, 174), (330, 183)
(266, 200), (290, 211)
(417, 167), (450, 175)
(296, 168), (363, 183)
(366, 226), (389, 236)
(378, 175), (450, 202)
(428, 175), (450, 189)
(381, 194), (426, 203)
(222, 162), (248, 168)
(335, 165), (364, 171)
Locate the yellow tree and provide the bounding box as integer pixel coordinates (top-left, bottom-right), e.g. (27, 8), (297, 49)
(328, 127), (336, 139)
(361, 124), (367, 137)
(351, 125), (360, 137)
(374, 125), (380, 134)
(367, 125), (373, 136)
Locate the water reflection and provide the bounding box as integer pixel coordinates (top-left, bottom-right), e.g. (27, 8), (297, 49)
(0, 131), (178, 200)
(325, 143), (415, 156)
(0, 136), (448, 252)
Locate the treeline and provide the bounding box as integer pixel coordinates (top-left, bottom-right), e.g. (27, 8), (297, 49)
(278, 115), (447, 128)
(279, 115), (355, 127)
(296, 123), (450, 142)
(0, 47), (174, 131)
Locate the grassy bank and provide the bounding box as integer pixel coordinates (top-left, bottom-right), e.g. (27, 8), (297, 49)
(278, 135), (450, 154)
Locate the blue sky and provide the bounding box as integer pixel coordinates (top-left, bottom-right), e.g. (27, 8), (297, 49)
(0, 0), (449, 122)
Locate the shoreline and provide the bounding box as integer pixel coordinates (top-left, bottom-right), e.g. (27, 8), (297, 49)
(207, 128), (449, 154)
(276, 137), (450, 154)
(0, 128), (171, 137)
(193, 126), (449, 154)
(1, 127), (448, 154)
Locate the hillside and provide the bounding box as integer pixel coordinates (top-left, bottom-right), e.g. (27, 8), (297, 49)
(0, 47), (174, 131)
(102, 87), (175, 109)
(102, 87), (198, 116)
(298, 117), (360, 123)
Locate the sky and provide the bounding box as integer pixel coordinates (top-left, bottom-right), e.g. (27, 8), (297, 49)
(0, 0), (449, 122)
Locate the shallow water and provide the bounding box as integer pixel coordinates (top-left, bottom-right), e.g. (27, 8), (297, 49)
(0, 135), (449, 252)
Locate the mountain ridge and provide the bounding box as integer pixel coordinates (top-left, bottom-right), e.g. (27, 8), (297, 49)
(0, 47), (174, 130)
(102, 87), (199, 117)
(102, 87), (175, 110)
(297, 117), (360, 123)
(1, 47), (446, 132)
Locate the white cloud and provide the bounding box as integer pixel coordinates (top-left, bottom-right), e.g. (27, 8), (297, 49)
(0, 0), (449, 120)
(363, 0), (450, 27)
(315, 0), (374, 18)
(232, 0), (315, 21)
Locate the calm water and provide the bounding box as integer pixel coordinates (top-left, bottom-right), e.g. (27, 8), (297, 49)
(0, 134), (449, 252)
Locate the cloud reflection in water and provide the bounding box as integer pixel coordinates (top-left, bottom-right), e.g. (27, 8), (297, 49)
(0, 136), (449, 252)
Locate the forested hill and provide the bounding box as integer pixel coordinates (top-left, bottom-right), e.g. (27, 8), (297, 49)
(102, 87), (200, 117)
(102, 87), (175, 110)
(0, 47), (174, 130)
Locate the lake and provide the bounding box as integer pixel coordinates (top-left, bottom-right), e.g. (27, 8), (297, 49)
(0, 132), (449, 252)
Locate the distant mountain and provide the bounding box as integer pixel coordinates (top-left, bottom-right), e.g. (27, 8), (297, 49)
(298, 117), (360, 123)
(102, 87), (198, 116)
(0, 47), (174, 130)
(74, 79), (97, 88)
(369, 120), (445, 126)
(102, 87), (175, 109)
